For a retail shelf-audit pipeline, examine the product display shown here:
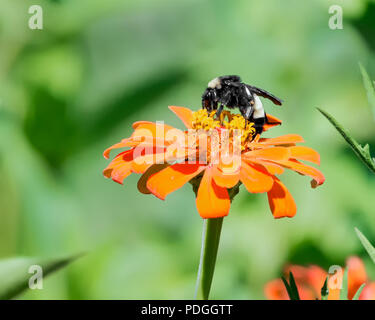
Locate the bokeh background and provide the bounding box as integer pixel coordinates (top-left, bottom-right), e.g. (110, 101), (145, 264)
(1, 0), (375, 299)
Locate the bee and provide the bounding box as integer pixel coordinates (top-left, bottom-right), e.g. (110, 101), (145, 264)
(201, 75), (283, 134)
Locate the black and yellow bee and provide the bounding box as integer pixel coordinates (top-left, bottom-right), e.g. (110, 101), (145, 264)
(201, 75), (283, 133)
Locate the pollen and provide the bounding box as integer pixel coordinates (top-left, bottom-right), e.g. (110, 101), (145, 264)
(191, 109), (221, 131)
(191, 109), (256, 149)
(223, 114), (256, 148)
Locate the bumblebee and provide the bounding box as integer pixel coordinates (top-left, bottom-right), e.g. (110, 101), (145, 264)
(201, 75), (282, 134)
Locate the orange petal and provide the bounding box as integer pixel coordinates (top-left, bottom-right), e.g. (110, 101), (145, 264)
(137, 164), (170, 194)
(147, 163), (205, 200)
(240, 162), (274, 193)
(103, 150), (133, 184)
(131, 121), (182, 144)
(103, 139), (133, 159)
(212, 165), (240, 188)
(284, 265), (323, 300)
(259, 134), (305, 146)
(243, 146), (290, 162)
(132, 120), (154, 129)
(347, 256), (368, 300)
(289, 146), (320, 165)
(360, 282), (375, 300)
(267, 178), (297, 218)
(276, 159), (325, 187)
(168, 106), (194, 129)
(131, 160), (153, 174)
(284, 265), (309, 282)
(132, 120), (175, 131)
(264, 279), (289, 300)
(251, 160), (285, 175)
(263, 114), (282, 132)
(131, 146), (167, 173)
(327, 288), (340, 300)
(196, 167), (230, 218)
(305, 266), (328, 296)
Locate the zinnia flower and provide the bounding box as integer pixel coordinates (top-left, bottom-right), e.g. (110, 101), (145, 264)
(264, 256), (375, 300)
(103, 106), (324, 218)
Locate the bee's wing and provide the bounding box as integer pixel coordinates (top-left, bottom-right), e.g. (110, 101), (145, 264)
(246, 85), (283, 106)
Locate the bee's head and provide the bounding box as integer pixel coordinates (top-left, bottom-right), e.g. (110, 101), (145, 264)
(207, 75), (241, 89)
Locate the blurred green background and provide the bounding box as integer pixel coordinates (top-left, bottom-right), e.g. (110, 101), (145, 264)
(1, 0), (375, 299)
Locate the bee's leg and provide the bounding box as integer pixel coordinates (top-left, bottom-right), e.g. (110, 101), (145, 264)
(215, 104), (224, 119)
(210, 90), (219, 113)
(240, 105), (253, 121)
(220, 88), (232, 106)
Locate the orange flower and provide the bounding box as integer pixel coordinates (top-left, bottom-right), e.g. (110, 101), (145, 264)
(103, 106), (324, 219)
(264, 256), (375, 300)
(265, 265), (326, 300)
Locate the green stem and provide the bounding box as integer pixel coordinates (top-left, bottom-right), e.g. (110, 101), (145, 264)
(195, 217), (224, 300)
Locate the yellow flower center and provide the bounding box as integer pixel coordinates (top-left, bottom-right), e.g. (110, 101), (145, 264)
(191, 109), (221, 131)
(191, 109), (256, 149)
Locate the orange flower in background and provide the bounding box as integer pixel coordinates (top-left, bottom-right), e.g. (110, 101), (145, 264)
(264, 256), (375, 300)
(103, 106), (324, 219)
(265, 265), (326, 300)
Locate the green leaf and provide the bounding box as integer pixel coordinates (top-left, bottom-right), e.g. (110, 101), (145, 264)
(288, 272), (300, 300)
(0, 254), (82, 300)
(352, 283), (366, 300)
(359, 63), (375, 121)
(318, 108), (375, 175)
(320, 276), (329, 300)
(355, 227), (375, 264)
(281, 272), (300, 300)
(340, 269), (348, 300)
(281, 276), (294, 300)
